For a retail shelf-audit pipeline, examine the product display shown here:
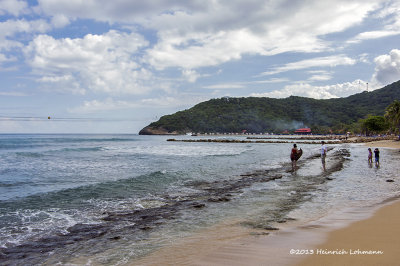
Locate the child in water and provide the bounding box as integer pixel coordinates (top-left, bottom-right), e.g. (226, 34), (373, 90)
(374, 148), (380, 167)
(368, 148), (373, 164)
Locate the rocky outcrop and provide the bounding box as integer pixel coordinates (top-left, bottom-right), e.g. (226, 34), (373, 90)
(138, 126), (180, 135)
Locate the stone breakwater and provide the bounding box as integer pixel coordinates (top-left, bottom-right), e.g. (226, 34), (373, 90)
(167, 136), (397, 145)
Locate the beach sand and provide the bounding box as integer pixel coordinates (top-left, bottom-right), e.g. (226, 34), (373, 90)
(132, 139), (400, 266)
(363, 138), (400, 149)
(298, 199), (400, 266)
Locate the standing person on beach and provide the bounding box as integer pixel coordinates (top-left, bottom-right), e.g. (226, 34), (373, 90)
(291, 144), (300, 171)
(374, 148), (380, 167)
(321, 141), (327, 171)
(368, 148), (373, 165)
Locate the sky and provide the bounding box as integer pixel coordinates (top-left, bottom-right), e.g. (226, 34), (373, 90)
(1, 0), (400, 133)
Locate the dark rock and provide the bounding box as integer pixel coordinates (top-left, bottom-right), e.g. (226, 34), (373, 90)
(250, 232), (270, 236)
(263, 226), (279, 231)
(139, 226), (153, 231)
(192, 203), (206, 208)
(208, 196), (230, 202)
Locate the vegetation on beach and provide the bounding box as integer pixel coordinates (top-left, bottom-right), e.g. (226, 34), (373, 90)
(360, 115), (390, 136)
(384, 100), (400, 138)
(140, 80), (400, 135)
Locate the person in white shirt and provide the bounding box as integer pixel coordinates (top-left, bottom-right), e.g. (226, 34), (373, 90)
(321, 141), (327, 171)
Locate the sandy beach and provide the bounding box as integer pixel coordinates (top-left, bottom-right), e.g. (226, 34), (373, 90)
(298, 199), (400, 266)
(363, 138), (400, 149)
(133, 139), (400, 266)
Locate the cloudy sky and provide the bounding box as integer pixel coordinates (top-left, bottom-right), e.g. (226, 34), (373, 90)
(1, 0), (400, 133)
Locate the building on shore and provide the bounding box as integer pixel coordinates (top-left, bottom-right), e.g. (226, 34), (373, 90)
(294, 128), (312, 134)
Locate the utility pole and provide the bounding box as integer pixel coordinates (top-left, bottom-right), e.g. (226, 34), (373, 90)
(366, 82), (369, 92)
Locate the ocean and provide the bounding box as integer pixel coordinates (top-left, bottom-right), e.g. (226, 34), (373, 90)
(0, 134), (399, 265)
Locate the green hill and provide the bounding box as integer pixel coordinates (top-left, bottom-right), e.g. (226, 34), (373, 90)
(139, 80), (400, 135)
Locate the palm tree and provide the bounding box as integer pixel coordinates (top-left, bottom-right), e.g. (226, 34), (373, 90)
(385, 100), (400, 140)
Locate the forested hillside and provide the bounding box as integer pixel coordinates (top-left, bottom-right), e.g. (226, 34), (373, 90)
(139, 80), (400, 135)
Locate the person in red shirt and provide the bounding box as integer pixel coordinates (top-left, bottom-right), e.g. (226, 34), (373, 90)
(291, 144), (300, 171)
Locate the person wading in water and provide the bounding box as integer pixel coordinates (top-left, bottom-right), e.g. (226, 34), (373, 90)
(291, 144), (302, 171)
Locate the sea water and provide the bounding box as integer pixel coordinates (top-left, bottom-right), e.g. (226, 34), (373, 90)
(0, 134), (399, 265)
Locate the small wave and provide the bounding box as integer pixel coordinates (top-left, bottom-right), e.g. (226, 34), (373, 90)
(59, 147), (104, 152)
(1, 170), (180, 210)
(0, 139), (46, 150)
(0, 181), (30, 188)
(124, 144), (253, 157)
(49, 137), (138, 144)
(15, 152), (44, 158)
(0, 207), (100, 249)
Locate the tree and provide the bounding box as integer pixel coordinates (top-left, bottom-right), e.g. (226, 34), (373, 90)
(385, 100), (400, 139)
(361, 115), (389, 136)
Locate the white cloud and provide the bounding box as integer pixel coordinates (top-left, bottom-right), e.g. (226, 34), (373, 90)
(203, 78), (289, 90)
(146, 29), (264, 70)
(0, 53), (16, 63)
(0, 91), (28, 96)
(35, 0), (380, 71)
(348, 1), (400, 44)
(307, 70), (333, 81)
(0, 19), (51, 52)
(260, 55), (356, 76)
(358, 53), (370, 64)
(372, 49), (400, 85)
(308, 74), (333, 82)
(251, 80), (369, 99)
(25, 30), (151, 94)
(140, 96), (188, 107)
(37, 74), (85, 95)
(0, 19), (50, 38)
(203, 83), (245, 90)
(182, 69), (201, 83)
(69, 98), (139, 113)
(349, 30), (400, 44)
(0, 0), (28, 16)
(250, 78), (289, 84)
(50, 14), (70, 28)
(140, 94), (207, 108)
(70, 94), (206, 114)
(37, 0), (211, 24)
(143, 0), (381, 70)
